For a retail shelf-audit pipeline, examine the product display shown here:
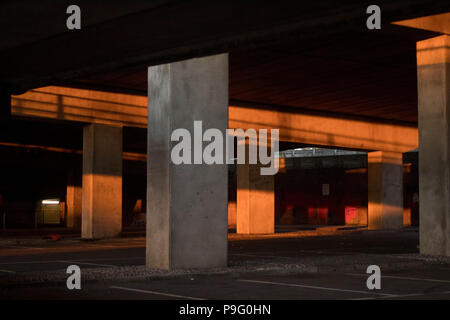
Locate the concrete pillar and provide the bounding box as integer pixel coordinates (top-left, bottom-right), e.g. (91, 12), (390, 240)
(66, 167), (82, 229)
(417, 35), (450, 256)
(237, 163), (275, 234)
(82, 124), (122, 239)
(368, 151), (403, 229)
(147, 53), (228, 270)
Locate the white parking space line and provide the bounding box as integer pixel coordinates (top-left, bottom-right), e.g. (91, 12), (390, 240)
(231, 253), (294, 259)
(0, 260), (61, 265)
(73, 257), (143, 262)
(0, 244), (44, 250)
(351, 291), (450, 300)
(0, 268), (15, 274)
(239, 279), (394, 296)
(79, 241), (145, 248)
(110, 286), (205, 300)
(233, 249), (357, 257)
(78, 244), (131, 249)
(0, 257), (143, 266)
(58, 260), (117, 268)
(346, 273), (450, 284)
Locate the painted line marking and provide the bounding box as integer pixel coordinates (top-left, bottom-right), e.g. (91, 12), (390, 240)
(346, 273), (450, 284)
(73, 257), (143, 262)
(233, 249), (356, 256)
(439, 268), (450, 271)
(351, 291), (450, 300)
(58, 260), (117, 268)
(0, 269), (16, 274)
(231, 253), (294, 259)
(0, 260), (59, 265)
(0, 257), (143, 266)
(110, 286), (205, 300)
(239, 279), (394, 296)
(0, 244), (45, 250)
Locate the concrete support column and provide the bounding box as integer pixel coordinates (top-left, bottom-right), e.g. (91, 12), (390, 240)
(237, 163), (275, 234)
(417, 35), (450, 256)
(66, 167), (82, 229)
(147, 53), (228, 270)
(368, 151), (403, 229)
(82, 124), (122, 239)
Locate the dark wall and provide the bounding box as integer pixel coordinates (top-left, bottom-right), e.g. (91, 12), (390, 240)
(276, 167), (367, 225)
(0, 146), (147, 229)
(274, 152), (419, 226)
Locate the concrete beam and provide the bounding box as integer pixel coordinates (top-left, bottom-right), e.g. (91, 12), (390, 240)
(393, 12), (450, 34)
(368, 151), (404, 229)
(82, 124), (122, 239)
(147, 53), (228, 270)
(11, 86), (147, 127)
(417, 35), (450, 255)
(12, 85), (418, 153)
(230, 104), (418, 153)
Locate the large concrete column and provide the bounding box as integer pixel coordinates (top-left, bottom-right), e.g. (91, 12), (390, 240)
(82, 124), (122, 239)
(147, 53), (228, 270)
(368, 151), (403, 229)
(237, 163), (275, 234)
(66, 167), (82, 229)
(417, 35), (450, 256)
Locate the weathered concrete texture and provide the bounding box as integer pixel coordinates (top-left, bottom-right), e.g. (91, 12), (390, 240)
(394, 12), (450, 34)
(11, 86), (147, 127)
(368, 151), (403, 230)
(403, 208), (412, 227)
(66, 168), (82, 229)
(11, 85), (418, 154)
(229, 105), (418, 153)
(237, 164), (275, 234)
(417, 35), (450, 256)
(82, 124), (122, 239)
(147, 54), (228, 270)
(228, 201), (237, 227)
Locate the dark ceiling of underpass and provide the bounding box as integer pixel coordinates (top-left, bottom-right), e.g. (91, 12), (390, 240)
(73, 24), (437, 124)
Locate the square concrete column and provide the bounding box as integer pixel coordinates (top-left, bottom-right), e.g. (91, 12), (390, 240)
(66, 167), (82, 229)
(237, 163), (275, 234)
(417, 35), (450, 256)
(368, 151), (403, 229)
(82, 124), (122, 239)
(147, 53), (228, 270)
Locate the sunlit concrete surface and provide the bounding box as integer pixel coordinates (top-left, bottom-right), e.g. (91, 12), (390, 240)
(393, 12), (450, 34)
(237, 164), (275, 234)
(417, 35), (450, 256)
(368, 152), (403, 229)
(82, 124), (123, 239)
(11, 86), (147, 127)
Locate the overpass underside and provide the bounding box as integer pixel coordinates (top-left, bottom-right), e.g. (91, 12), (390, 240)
(0, 2), (449, 269)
